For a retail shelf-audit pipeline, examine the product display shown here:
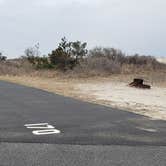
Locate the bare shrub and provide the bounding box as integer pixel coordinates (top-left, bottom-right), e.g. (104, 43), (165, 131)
(71, 47), (166, 77)
(89, 47), (126, 64)
(74, 56), (121, 76)
(125, 54), (162, 69)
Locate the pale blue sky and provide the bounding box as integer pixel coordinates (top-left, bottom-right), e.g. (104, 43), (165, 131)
(0, 0), (166, 58)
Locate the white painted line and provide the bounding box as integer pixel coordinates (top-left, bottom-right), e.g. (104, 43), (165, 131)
(24, 123), (49, 127)
(25, 123), (54, 129)
(33, 129), (61, 135)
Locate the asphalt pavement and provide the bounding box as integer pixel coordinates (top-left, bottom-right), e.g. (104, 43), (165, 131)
(0, 80), (166, 166)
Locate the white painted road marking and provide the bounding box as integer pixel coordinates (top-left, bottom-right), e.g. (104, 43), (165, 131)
(33, 129), (61, 135)
(24, 123), (54, 129)
(24, 123), (61, 135)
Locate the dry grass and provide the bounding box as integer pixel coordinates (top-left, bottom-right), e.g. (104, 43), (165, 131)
(0, 75), (75, 97)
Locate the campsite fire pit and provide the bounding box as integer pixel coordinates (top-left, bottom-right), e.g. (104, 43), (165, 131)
(129, 78), (151, 89)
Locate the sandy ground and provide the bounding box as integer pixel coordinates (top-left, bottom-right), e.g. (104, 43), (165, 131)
(75, 82), (166, 120)
(0, 76), (166, 120)
(157, 57), (166, 64)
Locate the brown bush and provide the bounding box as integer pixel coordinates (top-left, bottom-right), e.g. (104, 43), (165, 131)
(0, 59), (34, 76)
(73, 56), (121, 76)
(1, 47), (166, 80)
(70, 47), (166, 76)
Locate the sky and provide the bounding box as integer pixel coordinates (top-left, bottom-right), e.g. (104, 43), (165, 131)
(0, 0), (166, 58)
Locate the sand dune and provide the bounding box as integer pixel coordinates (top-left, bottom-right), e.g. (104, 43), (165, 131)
(157, 57), (166, 64)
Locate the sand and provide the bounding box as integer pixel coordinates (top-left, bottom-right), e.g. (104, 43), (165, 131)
(75, 82), (166, 120)
(157, 57), (166, 64)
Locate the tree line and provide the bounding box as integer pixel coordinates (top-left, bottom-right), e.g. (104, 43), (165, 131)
(1, 37), (163, 74)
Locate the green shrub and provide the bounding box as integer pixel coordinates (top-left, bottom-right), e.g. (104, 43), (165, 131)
(48, 37), (88, 71)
